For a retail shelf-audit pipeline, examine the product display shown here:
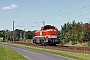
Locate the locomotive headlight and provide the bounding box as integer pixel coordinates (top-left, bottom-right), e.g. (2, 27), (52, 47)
(46, 39), (48, 42)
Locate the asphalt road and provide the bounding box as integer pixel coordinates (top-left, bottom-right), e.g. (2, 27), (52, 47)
(0, 44), (72, 60)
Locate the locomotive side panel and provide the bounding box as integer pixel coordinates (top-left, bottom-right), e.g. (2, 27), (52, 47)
(33, 25), (60, 46)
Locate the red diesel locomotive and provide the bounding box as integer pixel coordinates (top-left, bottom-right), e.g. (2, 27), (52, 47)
(33, 25), (60, 46)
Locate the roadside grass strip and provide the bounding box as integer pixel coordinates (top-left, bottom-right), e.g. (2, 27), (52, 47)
(11, 43), (90, 60)
(1, 42), (90, 60)
(0, 42), (8, 44)
(0, 45), (28, 60)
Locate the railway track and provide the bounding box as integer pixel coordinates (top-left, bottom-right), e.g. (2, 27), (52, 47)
(12, 41), (90, 54)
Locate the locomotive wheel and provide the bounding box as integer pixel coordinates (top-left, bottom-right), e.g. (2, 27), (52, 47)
(53, 44), (56, 46)
(44, 43), (46, 46)
(41, 39), (46, 46)
(42, 42), (46, 46)
(49, 43), (56, 46)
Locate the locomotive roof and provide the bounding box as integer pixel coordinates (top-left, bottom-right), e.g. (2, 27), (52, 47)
(41, 25), (56, 30)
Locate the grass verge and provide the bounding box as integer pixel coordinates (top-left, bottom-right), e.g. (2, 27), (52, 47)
(0, 44), (28, 60)
(1, 42), (90, 60)
(11, 43), (90, 60)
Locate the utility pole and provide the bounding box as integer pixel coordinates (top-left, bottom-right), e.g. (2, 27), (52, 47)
(6, 30), (9, 42)
(20, 32), (22, 40)
(23, 28), (26, 42)
(13, 21), (15, 42)
(5, 28), (6, 42)
(42, 21), (45, 26)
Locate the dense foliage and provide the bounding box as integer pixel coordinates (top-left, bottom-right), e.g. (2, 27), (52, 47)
(0, 29), (35, 41)
(0, 20), (90, 46)
(60, 20), (90, 46)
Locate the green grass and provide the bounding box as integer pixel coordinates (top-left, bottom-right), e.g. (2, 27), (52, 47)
(64, 42), (89, 47)
(0, 45), (28, 60)
(1, 42), (90, 60)
(0, 42), (8, 44)
(11, 43), (90, 60)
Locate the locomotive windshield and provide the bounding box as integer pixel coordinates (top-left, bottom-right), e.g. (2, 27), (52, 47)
(41, 25), (56, 30)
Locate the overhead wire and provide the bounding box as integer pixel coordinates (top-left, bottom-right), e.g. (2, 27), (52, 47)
(31, 0), (87, 29)
(46, 4), (90, 20)
(35, 0), (84, 21)
(63, 13), (90, 21)
(61, 6), (90, 18)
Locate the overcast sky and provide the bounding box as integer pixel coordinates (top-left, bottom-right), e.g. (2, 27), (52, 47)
(0, 0), (90, 31)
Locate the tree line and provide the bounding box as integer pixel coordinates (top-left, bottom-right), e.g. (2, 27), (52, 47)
(0, 29), (36, 41)
(60, 20), (90, 46)
(0, 20), (90, 46)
